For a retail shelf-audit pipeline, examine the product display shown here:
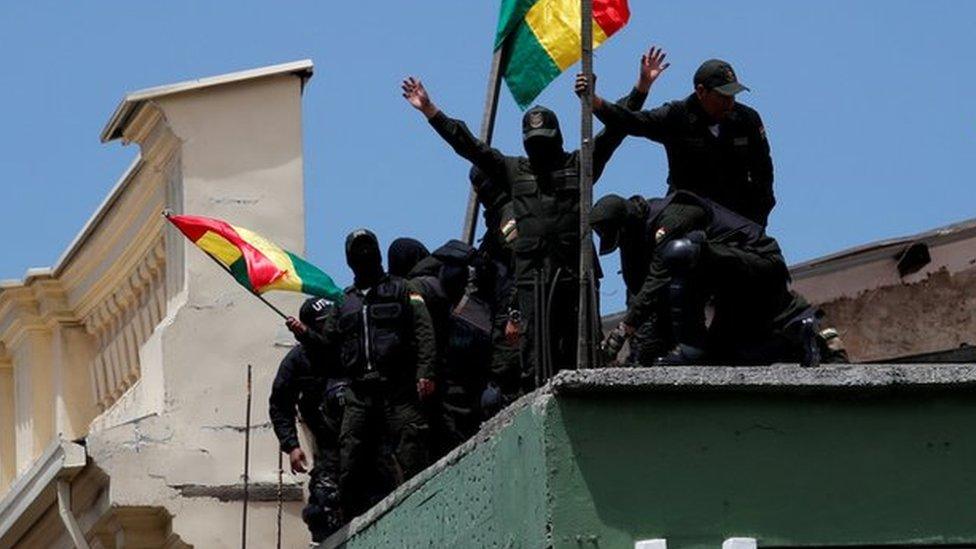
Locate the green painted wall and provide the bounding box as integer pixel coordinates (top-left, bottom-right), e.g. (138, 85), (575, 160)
(337, 386), (976, 548)
(547, 391), (976, 549)
(341, 400), (552, 548)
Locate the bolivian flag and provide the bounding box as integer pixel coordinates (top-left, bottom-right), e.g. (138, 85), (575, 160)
(166, 213), (343, 301)
(496, 0), (630, 109)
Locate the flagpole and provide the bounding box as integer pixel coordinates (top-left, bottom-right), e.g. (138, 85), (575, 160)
(276, 451), (283, 549)
(241, 364), (253, 549)
(461, 46), (504, 245)
(162, 211), (289, 320)
(577, 0), (597, 369)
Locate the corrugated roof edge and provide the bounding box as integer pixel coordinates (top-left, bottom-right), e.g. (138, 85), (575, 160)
(790, 216), (976, 279)
(100, 59), (314, 143)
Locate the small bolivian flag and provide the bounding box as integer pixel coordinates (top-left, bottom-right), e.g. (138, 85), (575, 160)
(166, 213), (343, 302)
(496, 0), (630, 109)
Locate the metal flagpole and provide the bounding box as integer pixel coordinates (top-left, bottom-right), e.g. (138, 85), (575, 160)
(276, 451), (283, 549)
(241, 364), (253, 549)
(577, 0), (597, 369)
(461, 47), (504, 245)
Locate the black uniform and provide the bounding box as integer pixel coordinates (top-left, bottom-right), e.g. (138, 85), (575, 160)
(591, 195), (673, 365)
(270, 297), (346, 542)
(428, 88), (648, 389)
(467, 167), (520, 415)
(625, 191), (815, 364)
(403, 241), (487, 456)
(332, 230), (436, 518)
(595, 93), (775, 226)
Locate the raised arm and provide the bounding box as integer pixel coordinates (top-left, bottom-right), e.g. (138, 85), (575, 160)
(576, 46), (672, 146)
(402, 76), (508, 181)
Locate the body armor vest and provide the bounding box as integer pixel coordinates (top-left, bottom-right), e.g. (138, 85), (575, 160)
(336, 275), (413, 380)
(647, 191), (773, 252)
(505, 157), (580, 274)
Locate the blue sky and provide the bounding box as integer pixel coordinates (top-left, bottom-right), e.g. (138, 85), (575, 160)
(1, 1), (973, 313)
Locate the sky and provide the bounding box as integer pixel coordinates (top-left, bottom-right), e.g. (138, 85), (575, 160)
(0, 1), (974, 313)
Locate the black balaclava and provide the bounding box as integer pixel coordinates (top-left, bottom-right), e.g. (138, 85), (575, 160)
(345, 229), (384, 289)
(299, 297), (333, 332)
(522, 106), (565, 167)
(387, 237), (430, 278)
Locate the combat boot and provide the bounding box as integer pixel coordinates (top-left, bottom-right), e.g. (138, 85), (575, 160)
(783, 311), (821, 368)
(654, 343), (707, 366)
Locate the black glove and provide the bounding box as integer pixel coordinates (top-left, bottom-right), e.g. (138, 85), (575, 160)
(600, 324), (629, 365)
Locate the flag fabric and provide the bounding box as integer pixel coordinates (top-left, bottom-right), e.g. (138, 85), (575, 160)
(495, 0), (630, 109)
(166, 213), (343, 302)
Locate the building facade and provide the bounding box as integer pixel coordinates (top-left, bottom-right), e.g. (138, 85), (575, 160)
(0, 61), (316, 548)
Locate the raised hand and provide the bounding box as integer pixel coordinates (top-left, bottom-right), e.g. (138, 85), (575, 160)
(637, 46), (670, 92)
(574, 72), (597, 97)
(575, 73), (605, 110)
(285, 316), (307, 337)
(401, 77), (438, 118)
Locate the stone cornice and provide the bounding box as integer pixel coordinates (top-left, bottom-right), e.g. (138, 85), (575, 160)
(0, 286), (44, 350)
(122, 102), (181, 174)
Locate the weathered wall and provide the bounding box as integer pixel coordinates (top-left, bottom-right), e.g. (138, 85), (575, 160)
(815, 267), (976, 362)
(548, 389), (976, 548)
(336, 399), (552, 548)
(790, 225), (976, 363)
(85, 71), (311, 548)
(328, 368), (976, 549)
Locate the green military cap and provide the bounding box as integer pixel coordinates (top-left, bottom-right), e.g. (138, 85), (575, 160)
(694, 59), (749, 97)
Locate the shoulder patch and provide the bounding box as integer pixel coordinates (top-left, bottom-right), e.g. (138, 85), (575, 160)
(409, 292), (425, 304)
(654, 227), (667, 243)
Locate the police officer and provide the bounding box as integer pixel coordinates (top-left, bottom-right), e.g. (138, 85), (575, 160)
(273, 297), (345, 542)
(390, 238), (488, 456)
(577, 49), (776, 226)
(467, 167), (520, 418)
(331, 229), (437, 517)
(589, 195), (673, 365)
(401, 52), (657, 389)
(597, 191), (823, 366)
(387, 237), (430, 278)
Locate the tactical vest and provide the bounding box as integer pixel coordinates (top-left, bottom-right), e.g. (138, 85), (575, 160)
(647, 191), (778, 254)
(336, 276), (413, 381)
(505, 157), (580, 273)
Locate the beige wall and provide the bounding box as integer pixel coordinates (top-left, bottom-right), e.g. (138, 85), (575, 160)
(793, 231), (976, 362)
(0, 62), (315, 548)
(0, 359), (13, 488)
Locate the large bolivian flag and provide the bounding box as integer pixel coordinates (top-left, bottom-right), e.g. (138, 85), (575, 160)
(496, 0), (630, 109)
(166, 213), (343, 301)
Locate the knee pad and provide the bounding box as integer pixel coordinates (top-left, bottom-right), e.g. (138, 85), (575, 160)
(308, 476), (340, 508)
(660, 237), (701, 276)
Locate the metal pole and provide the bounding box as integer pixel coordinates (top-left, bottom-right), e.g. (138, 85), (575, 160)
(241, 364), (253, 549)
(276, 450), (283, 549)
(577, 0), (596, 369)
(461, 47), (505, 245)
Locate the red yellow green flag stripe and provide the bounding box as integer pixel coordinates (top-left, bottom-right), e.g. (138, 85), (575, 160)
(495, 0), (630, 109)
(166, 213), (343, 301)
